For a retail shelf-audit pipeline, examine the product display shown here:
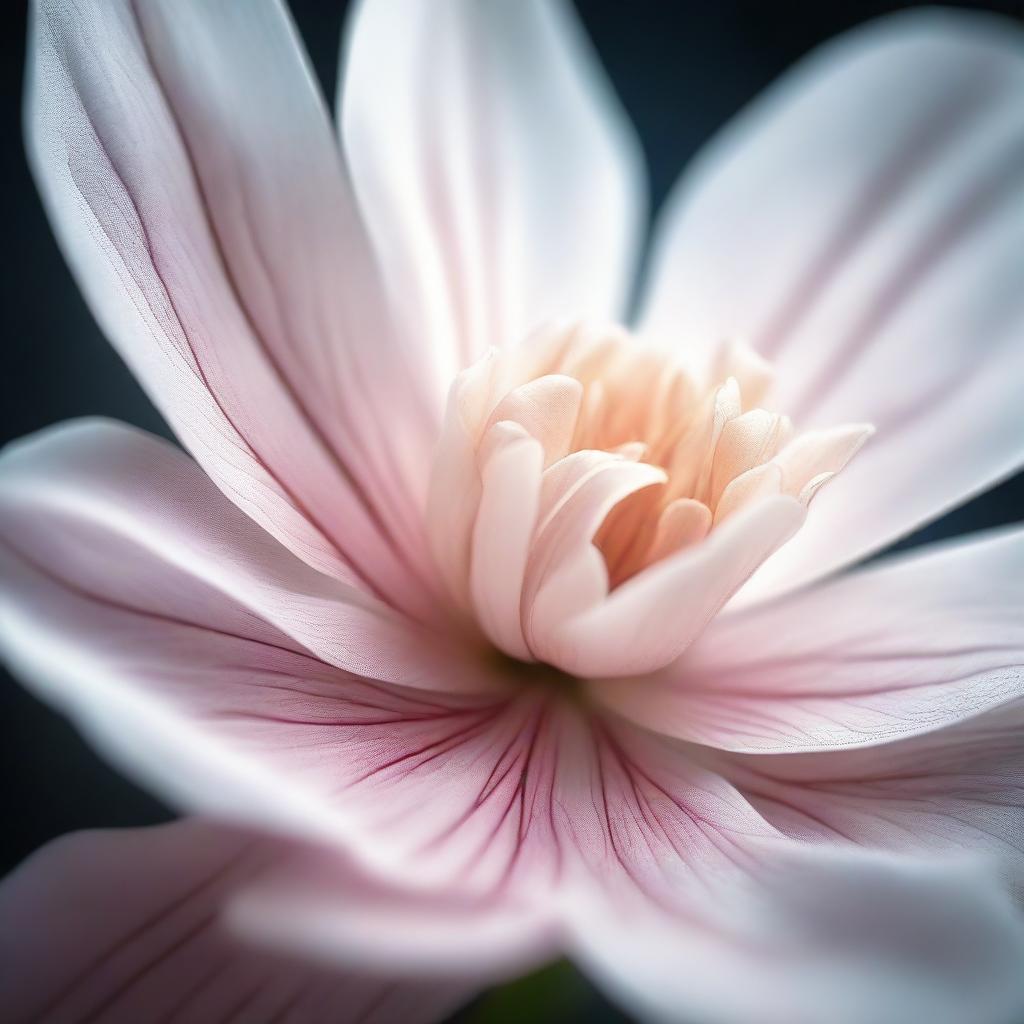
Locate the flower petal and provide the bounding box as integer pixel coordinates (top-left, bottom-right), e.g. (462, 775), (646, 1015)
(721, 701), (1024, 871)
(425, 352), (502, 609)
(0, 821), (475, 1023)
(522, 708), (1024, 1024)
(592, 527), (1024, 751)
(523, 453), (666, 664)
(0, 420), (483, 694)
(556, 713), (1024, 1024)
(0, 431), (558, 882)
(559, 495), (804, 677)
(639, 10), (1024, 603)
(470, 423), (545, 660)
(709, 706), (1024, 1015)
(0, 476), (771, 915)
(228, 845), (558, 982)
(27, 0), (438, 616)
(340, 0), (645, 386)
(0, 502), (508, 871)
(571, 843), (1024, 1024)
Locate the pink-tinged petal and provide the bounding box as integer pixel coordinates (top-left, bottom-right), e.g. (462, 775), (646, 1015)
(228, 849), (558, 982)
(486, 375), (583, 467)
(0, 427), (575, 893)
(571, 843), (1024, 1024)
(593, 527), (1024, 751)
(713, 707), (1024, 1010)
(556, 717), (782, 902)
(555, 715), (1024, 1024)
(340, 0), (645, 387)
(12, 583), (1018, 1024)
(639, 11), (1024, 603)
(523, 453), (666, 663)
(0, 509), (511, 872)
(27, 0), (439, 616)
(721, 701), (1024, 873)
(0, 468), (775, 912)
(0, 821), (476, 1024)
(0, 427), (564, 882)
(470, 423), (544, 660)
(558, 496), (804, 677)
(645, 497), (712, 562)
(551, 714), (1018, 1024)
(0, 421), (487, 694)
(0, 429), (557, 885)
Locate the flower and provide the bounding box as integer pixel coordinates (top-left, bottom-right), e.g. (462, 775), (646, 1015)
(2, 1), (1024, 1022)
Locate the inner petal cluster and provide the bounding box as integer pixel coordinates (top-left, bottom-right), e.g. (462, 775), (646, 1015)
(428, 323), (871, 678)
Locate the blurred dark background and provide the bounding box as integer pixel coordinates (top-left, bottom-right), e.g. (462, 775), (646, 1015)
(1, 2), (1022, 1020)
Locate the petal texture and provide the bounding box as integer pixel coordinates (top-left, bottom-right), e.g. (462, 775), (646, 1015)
(27, 0), (438, 615)
(593, 527), (1024, 752)
(0, 821), (474, 1024)
(0, 427), (780, 907)
(707, 706), (1024, 1021)
(571, 843), (1024, 1024)
(553, 712), (1024, 1024)
(6, 507), (1022, 1024)
(0, 421), (481, 693)
(721, 703), (1024, 875)
(639, 11), (1024, 602)
(0, 506), (764, 904)
(340, 0), (645, 389)
(0, 422), (512, 864)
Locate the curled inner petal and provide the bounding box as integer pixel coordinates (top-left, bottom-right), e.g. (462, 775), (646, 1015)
(428, 323), (872, 677)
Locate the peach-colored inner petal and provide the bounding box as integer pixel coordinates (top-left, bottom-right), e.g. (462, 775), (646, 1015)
(427, 322), (872, 677)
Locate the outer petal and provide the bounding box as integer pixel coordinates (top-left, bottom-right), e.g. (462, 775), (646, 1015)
(27, 0), (439, 616)
(340, 0), (645, 389)
(592, 527), (1024, 752)
(0, 421), (483, 694)
(0, 445), (777, 910)
(721, 702), (1024, 879)
(546, 714), (1024, 1024)
(571, 843), (1024, 1024)
(0, 501), (511, 881)
(228, 845), (558, 981)
(555, 716), (1024, 1024)
(639, 11), (1024, 602)
(0, 821), (475, 1024)
(0, 423), (554, 873)
(710, 707), (1024, 1018)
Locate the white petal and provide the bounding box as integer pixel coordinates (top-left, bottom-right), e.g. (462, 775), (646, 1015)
(593, 526), (1024, 751)
(639, 10), (1024, 603)
(0, 821), (478, 1022)
(28, 0), (439, 616)
(571, 844), (1024, 1024)
(0, 421), (477, 692)
(340, 0), (646, 387)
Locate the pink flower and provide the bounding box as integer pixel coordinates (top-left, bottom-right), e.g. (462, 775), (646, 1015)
(2, 1), (1024, 1022)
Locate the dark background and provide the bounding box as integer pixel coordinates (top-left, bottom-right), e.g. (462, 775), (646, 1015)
(2, 1), (1023, 1020)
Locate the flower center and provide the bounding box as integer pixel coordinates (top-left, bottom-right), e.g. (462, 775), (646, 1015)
(427, 321), (871, 679)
